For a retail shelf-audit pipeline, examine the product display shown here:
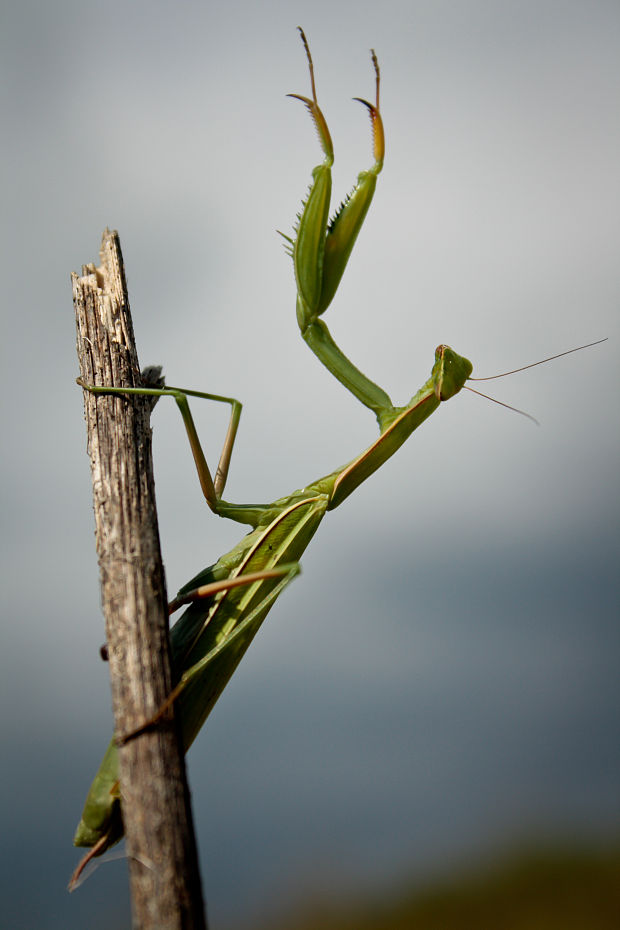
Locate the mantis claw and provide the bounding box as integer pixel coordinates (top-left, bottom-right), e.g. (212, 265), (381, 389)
(353, 48), (384, 169)
(288, 27), (334, 162)
(352, 97), (384, 170)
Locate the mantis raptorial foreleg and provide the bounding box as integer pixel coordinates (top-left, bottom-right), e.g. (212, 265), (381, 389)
(284, 27), (394, 425)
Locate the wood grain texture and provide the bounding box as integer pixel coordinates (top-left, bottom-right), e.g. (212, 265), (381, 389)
(73, 228), (207, 929)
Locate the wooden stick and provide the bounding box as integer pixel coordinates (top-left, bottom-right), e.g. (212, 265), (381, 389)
(73, 228), (207, 930)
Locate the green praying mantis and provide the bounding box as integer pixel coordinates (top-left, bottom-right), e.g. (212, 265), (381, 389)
(70, 29), (604, 890)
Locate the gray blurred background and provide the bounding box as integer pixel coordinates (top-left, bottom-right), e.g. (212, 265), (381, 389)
(1, 1), (618, 927)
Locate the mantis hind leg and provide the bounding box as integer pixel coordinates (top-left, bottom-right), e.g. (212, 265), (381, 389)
(117, 562), (301, 745)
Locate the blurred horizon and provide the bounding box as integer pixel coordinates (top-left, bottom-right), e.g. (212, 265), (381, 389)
(250, 839), (620, 930)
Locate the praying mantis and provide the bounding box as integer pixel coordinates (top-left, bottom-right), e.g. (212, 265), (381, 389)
(70, 28), (602, 889)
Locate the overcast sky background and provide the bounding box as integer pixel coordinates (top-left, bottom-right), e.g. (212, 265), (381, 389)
(1, 1), (619, 927)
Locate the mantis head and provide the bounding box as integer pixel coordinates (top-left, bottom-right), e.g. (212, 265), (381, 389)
(433, 345), (473, 401)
